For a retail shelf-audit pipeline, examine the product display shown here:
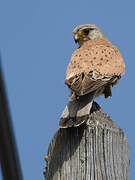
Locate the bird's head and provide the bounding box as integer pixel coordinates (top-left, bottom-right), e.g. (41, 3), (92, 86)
(72, 24), (106, 47)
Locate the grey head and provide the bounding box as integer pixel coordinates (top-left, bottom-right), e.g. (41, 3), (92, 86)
(72, 24), (106, 46)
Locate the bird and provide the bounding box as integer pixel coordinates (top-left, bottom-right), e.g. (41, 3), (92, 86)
(65, 24), (125, 101)
(59, 24), (125, 128)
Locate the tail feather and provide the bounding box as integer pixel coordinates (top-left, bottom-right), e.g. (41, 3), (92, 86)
(59, 91), (96, 128)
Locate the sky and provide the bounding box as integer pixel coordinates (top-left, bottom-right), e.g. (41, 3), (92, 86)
(0, 0), (134, 179)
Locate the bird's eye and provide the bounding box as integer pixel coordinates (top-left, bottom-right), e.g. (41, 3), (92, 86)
(83, 29), (89, 35)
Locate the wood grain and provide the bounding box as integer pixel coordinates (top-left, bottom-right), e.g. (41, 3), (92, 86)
(44, 102), (129, 180)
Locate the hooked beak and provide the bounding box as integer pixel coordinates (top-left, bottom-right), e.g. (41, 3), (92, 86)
(74, 33), (80, 43)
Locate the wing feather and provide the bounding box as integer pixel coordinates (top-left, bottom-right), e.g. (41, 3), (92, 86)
(66, 71), (119, 96)
(65, 39), (124, 96)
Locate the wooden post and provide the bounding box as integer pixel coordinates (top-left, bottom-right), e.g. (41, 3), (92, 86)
(44, 101), (129, 180)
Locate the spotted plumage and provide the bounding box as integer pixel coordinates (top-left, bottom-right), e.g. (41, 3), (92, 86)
(59, 24), (125, 128)
(65, 24), (125, 100)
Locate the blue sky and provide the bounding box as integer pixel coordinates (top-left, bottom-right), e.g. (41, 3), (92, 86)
(0, 0), (134, 179)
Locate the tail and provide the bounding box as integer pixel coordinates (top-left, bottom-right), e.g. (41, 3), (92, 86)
(59, 91), (96, 128)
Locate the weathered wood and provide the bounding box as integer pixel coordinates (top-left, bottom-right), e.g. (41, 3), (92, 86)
(44, 102), (129, 180)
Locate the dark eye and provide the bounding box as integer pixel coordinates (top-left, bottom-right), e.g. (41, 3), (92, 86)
(83, 29), (89, 35)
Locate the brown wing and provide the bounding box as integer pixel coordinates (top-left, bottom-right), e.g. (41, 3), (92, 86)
(65, 71), (119, 96)
(65, 39), (125, 96)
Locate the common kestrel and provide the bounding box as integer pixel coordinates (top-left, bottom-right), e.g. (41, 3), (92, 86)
(65, 24), (125, 101)
(59, 24), (125, 128)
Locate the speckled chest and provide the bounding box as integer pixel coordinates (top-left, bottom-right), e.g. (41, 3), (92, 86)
(66, 39), (125, 80)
